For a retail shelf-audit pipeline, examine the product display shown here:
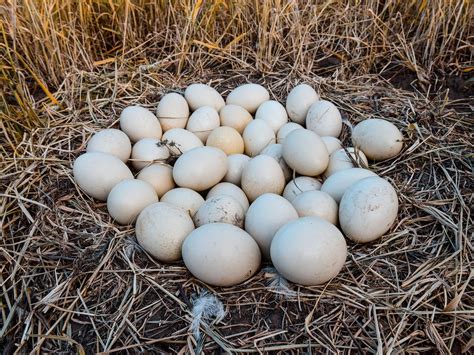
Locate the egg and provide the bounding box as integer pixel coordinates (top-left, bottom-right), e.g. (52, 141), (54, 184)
(306, 100), (342, 137)
(86, 129), (131, 162)
(173, 146), (227, 191)
(156, 92), (190, 132)
(270, 217), (347, 285)
(186, 106), (220, 143)
(137, 164), (175, 198)
(245, 193), (298, 259)
(276, 122), (304, 143)
(286, 84), (319, 124)
(162, 128), (203, 155)
(261, 144), (292, 182)
(73, 152), (133, 201)
(282, 129), (329, 176)
(193, 195), (245, 228)
(242, 119), (275, 156)
(241, 155), (285, 202)
(226, 83), (270, 114)
(291, 190), (338, 225)
(136, 202), (195, 262)
(339, 176), (398, 243)
(283, 176), (322, 202)
(255, 100), (288, 133)
(219, 104), (253, 134)
(184, 83), (225, 111)
(206, 126), (244, 155)
(131, 138), (170, 170)
(352, 119), (403, 161)
(321, 136), (343, 155)
(119, 105), (162, 143)
(161, 188), (205, 217)
(223, 154), (250, 186)
(324, 148), (368, 177)
(182, 223), (261, 286)
(207, 182), (249, 212)
(320, 167), (377, 203)
(107, 180), (158, 225)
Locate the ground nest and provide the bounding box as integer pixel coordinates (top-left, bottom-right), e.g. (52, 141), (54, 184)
(1, 65), (472, 354)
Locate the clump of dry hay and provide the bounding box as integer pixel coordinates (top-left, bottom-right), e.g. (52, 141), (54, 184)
(1, 1), (472, 353)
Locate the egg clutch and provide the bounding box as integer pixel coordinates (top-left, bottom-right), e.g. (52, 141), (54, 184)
(73, 83), (404, 287)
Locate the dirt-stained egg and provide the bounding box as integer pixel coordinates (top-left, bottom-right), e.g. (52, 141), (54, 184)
(120, 105), (162, 143)
(241, 155), (285, 202)
(286, 84), (319, 124)
(162, 128), (203, 155)
(223, 154), (251, 186)
(86, 129), (131, 163)
(242, 119), (275, 157)
(184, 84), (225, 111)
(306, 100), (342, 137)
(255, 100), (288, 133)
(206, 126), (244, 155)
(219, 105), (253, 134)
(207, 182), (250, 212)
(186, 106), (220, 143)
(321, 167), (377, 203)
(156, 93), (190, 132)
(226, 83), (270, 114)
(283, 176), (322, 202)
(137, 164), (175, 198)
(131, 138), (170, 170)
(291, 190), (338, 225)
(193, 195), (245, 228)
(324, 148), (368, 177)
(161, 188), (205, 217)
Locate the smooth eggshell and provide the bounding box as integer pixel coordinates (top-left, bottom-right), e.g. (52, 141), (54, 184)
(182, 223), (261, 286)
(306, 100), (342, 137)
(283, 176), (322, 202)
(291, 190), (338, 225)
(282, 129), (329, 176)
(156, 93), (190, 132)
(339, 176), (398, 243)
(277, 122), (304, 143)
(270, 217), (347, 285)
(162, 128), (203, 155)
(173, 146), (227, 191)
(226, 83), (270, 114)
(321, 136), (343, 155)
(223, 154), (251, 186)
(107, 180), (158, 225)
(324, 148), (368, 178)
(242, 119), (275, 157)
(86, 129), (131, 163)
(320, 167), (377, 203)
(206, 126), (244, 155)
(245, 193), (298, 259)
(219, 105), (253, 134)
(255, 100), (288, 133)
(73, 152), (133, 201)
(186, 106), (220, 143)
(241, 155), (285, 202)
(137, 164), (175, 198)
(261, 144), (292, 182)
(286, 84), (319, 124)
(193, 195), (245, 228)
(120, 105), (162, 143)
(207, 182), (249, 212)
(136, 202), (195, 262)
(184, 84), (225, 111)
(160, 188), (204, 217)
(131, 138), (170, 170)
(352, 119), (403, 161)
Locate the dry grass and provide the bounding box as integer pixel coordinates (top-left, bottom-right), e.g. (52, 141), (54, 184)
(1, 0), (473, 353)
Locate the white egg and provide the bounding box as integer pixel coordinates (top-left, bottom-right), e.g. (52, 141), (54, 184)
(182, 223), (261, 286)
(261, 144), (292, 182)
(136, 202), (195, 262)
(283, 176), (322, 202)
(86, 129), (131, 163)
(324, 148), (368, 177)
(156, 93), (190, 132)
(184, 84), (225, 111)
(119, 105), (162, 143)
(223, 154), (251, 186)
(206, 126), (244, 155)
(286, 84), (319, 124)
(173, 146), (227, 191)
(291, 190), (338, 225)
(193, 195), (245, 228)
(339, 176), (398, 243)
(162, 128), (203, 155)
(207, 182), (249, 212)
(352, 119), (403, 161)
(107, 180), (158, 225)
(73, 152), (133, 201)
(306, 100), (342, 137)
(282, 129), (329, 176)
(255, 100), (288, 133)
(321, 136), (343, 155)
(226, 83), (270, 114)
(245, 193), (298, 259)
(137, 164), (175, 198)
(131, 138), (170, 170)
(186, 106), (220, 143)
(161, 188), (205, 217)
(320, 167), (377, 203)
(241, 155), (285, 202)
(270, 217), (347, 285)
(276, 122), (304, 143)
(219, 104), (253, 134)
(242, 119), (275, 157)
